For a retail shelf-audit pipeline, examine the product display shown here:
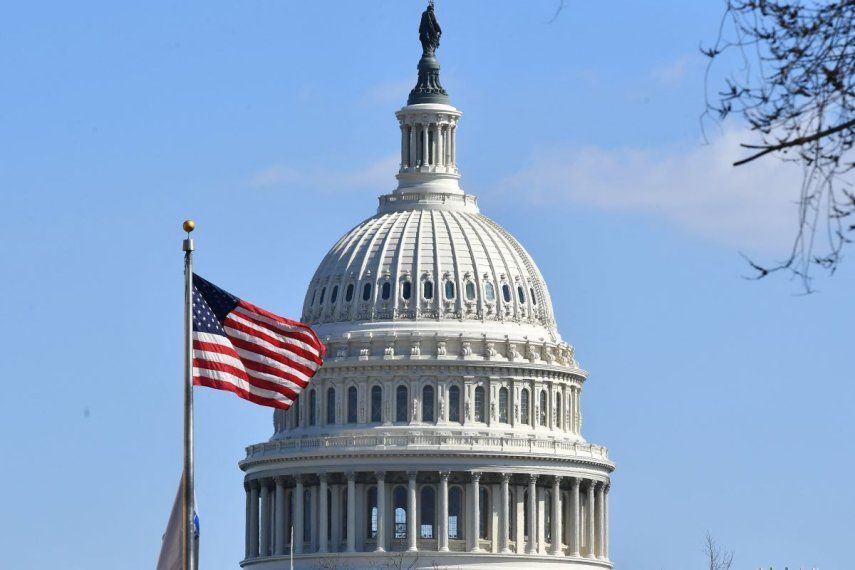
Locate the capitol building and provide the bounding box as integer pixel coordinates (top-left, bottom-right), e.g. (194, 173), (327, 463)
(239, 6), (613, 568)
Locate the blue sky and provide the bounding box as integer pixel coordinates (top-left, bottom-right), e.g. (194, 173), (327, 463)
(1, 1), (852, 568)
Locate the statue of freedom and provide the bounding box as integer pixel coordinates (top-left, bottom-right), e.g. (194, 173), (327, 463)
(419, 2), (442, 56)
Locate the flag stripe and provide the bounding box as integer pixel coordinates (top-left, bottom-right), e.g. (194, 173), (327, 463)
(193, 358), (299, 401)
(193, 342), (306, 394)
(194, 373), (293, 410)
(224, 313), (323, 366)
(232, 307), (323, 356)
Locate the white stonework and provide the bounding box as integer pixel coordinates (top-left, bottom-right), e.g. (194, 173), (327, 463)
(239, 24), (614, 570)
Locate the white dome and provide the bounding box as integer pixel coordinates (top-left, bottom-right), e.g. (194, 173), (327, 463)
(302, 201), (558, 340)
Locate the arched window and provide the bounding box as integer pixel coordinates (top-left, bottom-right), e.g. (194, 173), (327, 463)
(330, 285), (339, 304)
(420, 487), (436, 538)
(555, 393), (562, 429)
(520, 389), (530, 425)
(484, 282), (496, 302)
(308, 389), (317, 426)
(367, 487), (378, 538)
(371, 386), (382, 423)
(530, 287), (537, 305)
(465, 281), (476, 301)
(517, 285), (526, 304)
(381, 282), (391, 300)
(423, 280), (434, 299)
(402, 281), (412, 300)
(393, 486), (407, 539)
(479, 487), (490, 539)
(293, 398), (300, 428)
(362, 283), (372, 301)
(539, 391), (547, 426)
(502, 284), (512, 303)
(445, 280), (455, 299)
(345, 283), (354, 302)
(347, 386), (358, 424)
(523, 489), (530, 539)
(396, 385), (408, 423)
(303, 489), (312, 542)
(498, 387), (509, 423)
(319, 287), (327, 305)
(448, 385), (461, 422)
(326, 387), (336, 424)
(448, 487), (463, 539)
(422, 385), (435, 423)
(474, 386), (486, 422)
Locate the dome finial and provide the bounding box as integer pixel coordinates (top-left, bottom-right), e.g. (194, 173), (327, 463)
(408, 2), (449, 105)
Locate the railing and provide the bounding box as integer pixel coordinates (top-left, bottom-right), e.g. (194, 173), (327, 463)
(244, 432), (610, 463)
(378, 192), (478, 209)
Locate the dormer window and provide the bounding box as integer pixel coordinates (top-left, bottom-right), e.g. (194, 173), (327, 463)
(310, 288), (317, 306)
(502, 284), (512, 303)
(319, 287), (327, 305)
(445, 281), (456, 299)
(362, 283), (372, 301)
(402, 281), (412, 300)
(517, 286), (526, 304)
(465, 281), (476, 301)
(345, 283), (354, 302)
(331, 285), (339, 304)
(530, 288), (536, 305)
(423, 280), (434, 299)
(484, 282), (495, 302)
(381, 282), (391, 300)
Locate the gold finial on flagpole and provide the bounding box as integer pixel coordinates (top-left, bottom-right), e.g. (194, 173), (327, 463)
(183, 219), (196, 233)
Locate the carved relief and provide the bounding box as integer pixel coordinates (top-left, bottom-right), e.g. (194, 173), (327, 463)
(461, 342), (472, 357)
(436, 341), (447, 356)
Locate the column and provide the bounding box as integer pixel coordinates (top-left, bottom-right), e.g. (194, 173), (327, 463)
(260, 482), (271, 556)
(437, 125), (444, 168)
(551, 477), (562, 555)
(603, 484), (610, 560)
(451, 125), (457, 166)
(409, 124), (417, 168)
(514, 485), (525, 553)
(438, 471), (450, 551)
(570, 478), (581, 557)
(346, 473), (357, 552)
(421, 125), (429, 167)
(375, 472), (386, 552)
(319, 475), (329, 553)
(310, 485), (319, 552)
(536, 486), (546, 554)
(405, 472), (418, 551)
(294, 477), (304, 554)
(274, 478), (286, 555)
(595, 482), (605, 559)
(331, 485), (341, 553)
(586, 482), (595, 558)
(499, 474), (510, 553)
(245, 483), (252, 559)
(249, 481), (260, 558)
(526, 475), (537, 554)
(470, 472), (481, 552)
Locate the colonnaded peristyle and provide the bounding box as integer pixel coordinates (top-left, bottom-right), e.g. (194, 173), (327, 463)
(239, 5), (614, 568)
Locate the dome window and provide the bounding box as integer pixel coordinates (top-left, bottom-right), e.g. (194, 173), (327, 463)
(502, 284), (512, 303)
(445, 280), (456, 300)
(345, 283), (354, 302)
(319, 287), (327, 305)
(465, 281), (476, 301)
(382, 282), (391, 300)
(402, 281), (412, 300)
(530, 287), (537, 306)
(330, 285), (339, 304)
(484, 282), (496, 302)
(396, 385), (409, 423)
(423, 280), (434, 299)
(448, 385), (461, 422)
(474, 386), (486, 422)
(310, 289), (317, 306)
(517, 286), (526, 304)
(362, 283), (372, 301)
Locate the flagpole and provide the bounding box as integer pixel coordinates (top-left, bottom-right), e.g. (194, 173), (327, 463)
(182, 219), (196, 570)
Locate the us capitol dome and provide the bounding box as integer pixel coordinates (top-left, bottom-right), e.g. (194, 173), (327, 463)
(239, 5), (614, 568)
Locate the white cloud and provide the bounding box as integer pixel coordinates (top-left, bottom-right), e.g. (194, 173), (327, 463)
(497, 129), (801, 254)
(651, 54), (702, 84)
(248, 155), (400, 195)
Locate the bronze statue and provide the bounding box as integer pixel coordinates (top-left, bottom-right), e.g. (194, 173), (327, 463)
(419, 2), (441, 56)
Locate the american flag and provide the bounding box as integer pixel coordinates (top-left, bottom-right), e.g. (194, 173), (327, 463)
(191, 274), (325, 409)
